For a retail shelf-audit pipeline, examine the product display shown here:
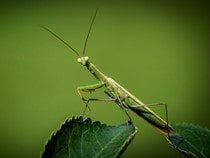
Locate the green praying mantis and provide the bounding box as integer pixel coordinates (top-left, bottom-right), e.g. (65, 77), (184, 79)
(41, 10), (175, 136)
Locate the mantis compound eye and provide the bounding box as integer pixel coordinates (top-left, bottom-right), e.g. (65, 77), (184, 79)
(77, 56), (89, 65)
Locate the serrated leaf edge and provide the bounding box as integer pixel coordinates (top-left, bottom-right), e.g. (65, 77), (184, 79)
(41, 116), (137, 158)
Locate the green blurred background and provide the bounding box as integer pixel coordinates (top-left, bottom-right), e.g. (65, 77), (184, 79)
(0, 0), (209, 157)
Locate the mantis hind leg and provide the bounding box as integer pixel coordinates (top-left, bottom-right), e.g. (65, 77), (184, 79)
(129, 103), (169, 127)
(128, 102), (171, 135)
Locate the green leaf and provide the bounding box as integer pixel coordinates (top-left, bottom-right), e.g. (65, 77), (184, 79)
(169, 123), (210, 158)
(42, 116), (137, 158)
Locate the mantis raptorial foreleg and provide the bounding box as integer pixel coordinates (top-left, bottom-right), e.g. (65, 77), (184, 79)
(77, 82), (104, 109)
(77, 84), (132, 120)
(77, 82), (117, 114)
(77, 82), (104, 99)
(77, 82), (123, 115)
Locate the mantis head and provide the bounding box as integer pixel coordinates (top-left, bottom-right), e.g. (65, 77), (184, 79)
(77, 56), (89, 66)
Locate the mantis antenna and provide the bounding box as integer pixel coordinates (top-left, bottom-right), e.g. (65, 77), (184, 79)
(40, 25), (81, 57)
(82, 9), (98, 56)
(40, 9), (98, 58)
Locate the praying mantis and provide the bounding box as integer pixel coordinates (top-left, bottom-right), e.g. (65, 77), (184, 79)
(41, 10), (175, 136)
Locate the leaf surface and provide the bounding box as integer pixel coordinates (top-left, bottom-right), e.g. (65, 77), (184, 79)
(42, 116), (137, 158)
(169, 123), (210, 158)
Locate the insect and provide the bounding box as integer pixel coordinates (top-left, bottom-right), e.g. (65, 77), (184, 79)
(41, 10), (174, 136)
